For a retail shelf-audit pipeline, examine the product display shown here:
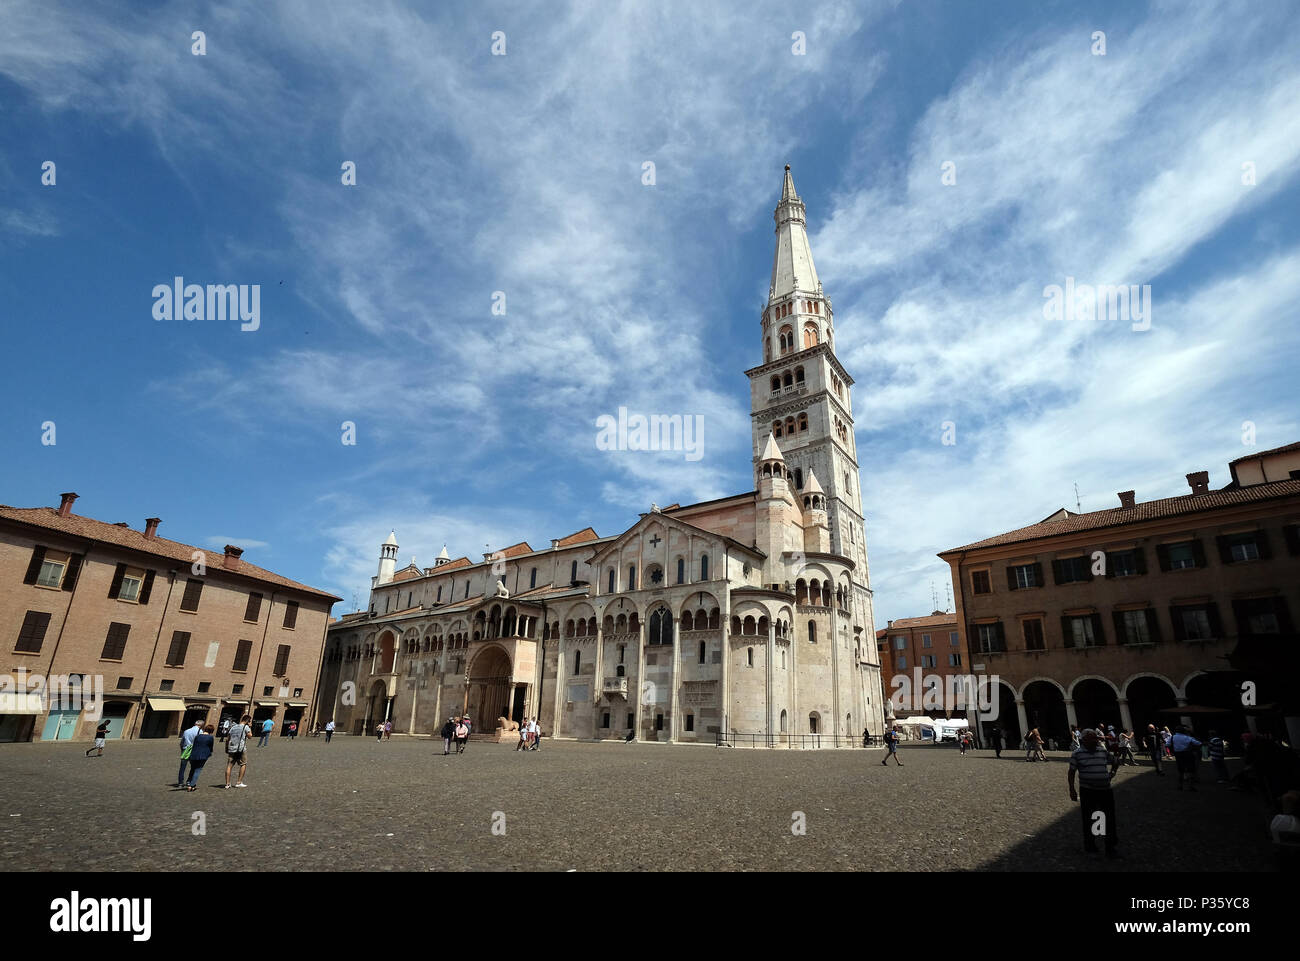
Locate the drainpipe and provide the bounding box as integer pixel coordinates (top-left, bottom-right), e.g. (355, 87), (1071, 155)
(130, 570), (179, 740)
(307, 601), (332, 732)
(247, 590), (277, 728)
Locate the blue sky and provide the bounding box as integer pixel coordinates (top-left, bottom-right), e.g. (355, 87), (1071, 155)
(2, 0), (1298, 625)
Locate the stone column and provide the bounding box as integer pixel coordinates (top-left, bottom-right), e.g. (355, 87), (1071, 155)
(634, 620), (648, 738)
(593, 623), (605, 739)
(1064, 698), (1078, 728)
(765, 616), (775, 745)
(829, 606), (841, 740)
(669, 615), (681, 742)
(1118, 697), (1133, 732)
(1176, 696), (1192, 731)
(552, 632), (566, 739)
(1015, 698), (1029, 743)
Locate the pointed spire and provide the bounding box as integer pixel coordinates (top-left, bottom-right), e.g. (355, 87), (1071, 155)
(804, 469), (824, 495)
(781, 163), (796, 201)
(383, 531), (398, 546)
(436, 544), (450, 560)
(769, 165), (821, 304)
(760, 432), (784, 463)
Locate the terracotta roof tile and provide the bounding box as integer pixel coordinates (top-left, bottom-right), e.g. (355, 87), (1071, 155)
(437, 557), (472, 572)
(882, 613), (958, 630)
(0, 505), (340, 601)
(941, 478), (1300, 554)
(555, 527), (599, 546)
(501, 542), (533, 558)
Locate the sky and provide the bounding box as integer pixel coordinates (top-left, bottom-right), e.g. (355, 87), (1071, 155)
(2, 0), (1297, 626)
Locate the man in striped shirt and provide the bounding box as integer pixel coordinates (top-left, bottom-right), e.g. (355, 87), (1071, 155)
(1068, 728), (1118, 858)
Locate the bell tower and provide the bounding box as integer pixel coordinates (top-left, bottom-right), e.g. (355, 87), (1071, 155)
(745, 166), (871, 588)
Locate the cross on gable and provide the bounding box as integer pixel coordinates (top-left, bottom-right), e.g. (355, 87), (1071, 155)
(649, 535), (662, 548)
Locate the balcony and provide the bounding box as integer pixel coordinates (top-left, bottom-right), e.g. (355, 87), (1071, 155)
(602, 677), (629, 697)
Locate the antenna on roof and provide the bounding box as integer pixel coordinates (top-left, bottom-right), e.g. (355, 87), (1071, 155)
(930, 580), (938, 610)
(945, 581), (953, 613)
(1073, 482), (1082, 512)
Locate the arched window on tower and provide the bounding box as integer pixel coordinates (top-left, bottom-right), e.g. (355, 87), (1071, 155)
(808, 621), (817, 643)
(803, 323), (818, 349)
(772, 420), (782, 438)
(783, 371), (792, 388)
(570, 560), (578, 583)
(676, 557), (685, 584)
(770, 375), (780, 393)
(608, 568), (615, 593)
(785, 416), (796, 436)
(795, 367), (804, 384)
(628, 565), (636, 590)
(700, 554), (709, 580)
(779, 324), (794, 356)
(798, 412), (808, 432)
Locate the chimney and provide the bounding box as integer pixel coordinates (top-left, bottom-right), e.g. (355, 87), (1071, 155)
(223, 545), (244, 570)
(1118, 491), (1136, 509)
(144, 517), (161, 540)
(57, 492), (78, 517)
(887, 619), (893, 628)
(1186, 471), (1210, 496)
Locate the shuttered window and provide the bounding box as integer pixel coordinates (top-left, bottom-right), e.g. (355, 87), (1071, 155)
(232, 639), (253, 672)
(165, 631), (191, 667)
(244, 592), (262, 623)
(15, 611), (52, 653)
(100, 622), (131, 660)
(179, 578), (204, 612)
(283, 601), (299, 630)
(273, 644), (290, 676)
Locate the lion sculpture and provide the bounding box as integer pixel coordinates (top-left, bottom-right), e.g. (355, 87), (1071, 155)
(497, 716), (519, 733)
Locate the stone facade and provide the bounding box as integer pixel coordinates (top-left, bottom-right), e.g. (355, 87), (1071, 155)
(939, 444), (1300, 747)
(317, 168), (885, 746)
(0, 494), (338, 742)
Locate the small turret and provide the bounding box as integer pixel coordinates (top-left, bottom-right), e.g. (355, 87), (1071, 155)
(377, 531), (399, 585)
(802, 470), (830, 553)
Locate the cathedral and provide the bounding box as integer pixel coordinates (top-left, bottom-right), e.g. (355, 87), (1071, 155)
(316, 167), (885, 745)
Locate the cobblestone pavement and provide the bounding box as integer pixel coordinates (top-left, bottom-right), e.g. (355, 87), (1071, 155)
(0, 737), (1277, 872)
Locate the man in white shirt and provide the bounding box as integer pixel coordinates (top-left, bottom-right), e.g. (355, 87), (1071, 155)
(176, 718), (203, 787)
(324, 719), (335, 743)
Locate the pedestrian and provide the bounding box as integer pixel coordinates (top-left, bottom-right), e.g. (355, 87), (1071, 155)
(1068, 728), (1119, 859)
(375, 722), (384, 741)
(1026, 727), (1045, 762)
(324, 719), (335, 743)
(455, 716), (470, 753)
(1208, 730), (1229, 783)
(258, 716), (274, 747)
(530, 717), (541, 751)
(958, 730), (968, 756)
(516, 722), (529, 752)
(224, 714), (252, 788)
(1145, 723), (1164, 775)
(384, 719), (392, 740)
(186, 724), (216, 791)
(880, 725), (903, 766)
(1161, 726), (1174, 758)
(1069, 725), (1081, 751)
(862, 726), (870, 748)
(289, 721), (298, 740)
(219, 717), (231, 743)
(989, 726), (1003, 758)
(1171, 726), (1203, 791)
(176, 717), (203, 787)
(440, 717), (455, 755)
(85, 719), (109, 757)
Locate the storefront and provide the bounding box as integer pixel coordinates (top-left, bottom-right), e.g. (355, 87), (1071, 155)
(139, 695), (187, 739)
(0, 692), (44, 742)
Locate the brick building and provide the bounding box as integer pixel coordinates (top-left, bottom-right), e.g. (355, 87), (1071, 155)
(938, 443), (1300, 749)
(874, 611), (966, 717)
(0, 492), (339, 742)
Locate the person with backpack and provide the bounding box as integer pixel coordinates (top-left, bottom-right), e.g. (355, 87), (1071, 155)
(1208, 730), (1229, 783)
(880, 726), (903, 766)
(440, 717), (455, 755)
(224, 714), (252, 788)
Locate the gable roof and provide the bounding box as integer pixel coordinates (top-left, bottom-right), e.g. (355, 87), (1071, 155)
(1229, 442), (1300, 465)
(940, 478), (1300, 554)
(555, 527), (599, 546)
(0, 504), (340, 601)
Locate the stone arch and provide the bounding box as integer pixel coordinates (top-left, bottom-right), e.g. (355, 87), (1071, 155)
(377, 630), (397, 674)
(468, 644), (514, 728)
(1021, 678), (1068, 747)
(1071, 676), (1122, 731)
(1124, 673), (1178, 732)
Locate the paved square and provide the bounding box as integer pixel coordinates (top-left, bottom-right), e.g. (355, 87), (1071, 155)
(0, 738), (1275, 872)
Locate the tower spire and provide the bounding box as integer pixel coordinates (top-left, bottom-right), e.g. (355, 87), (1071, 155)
(769, 164), (822, 304)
